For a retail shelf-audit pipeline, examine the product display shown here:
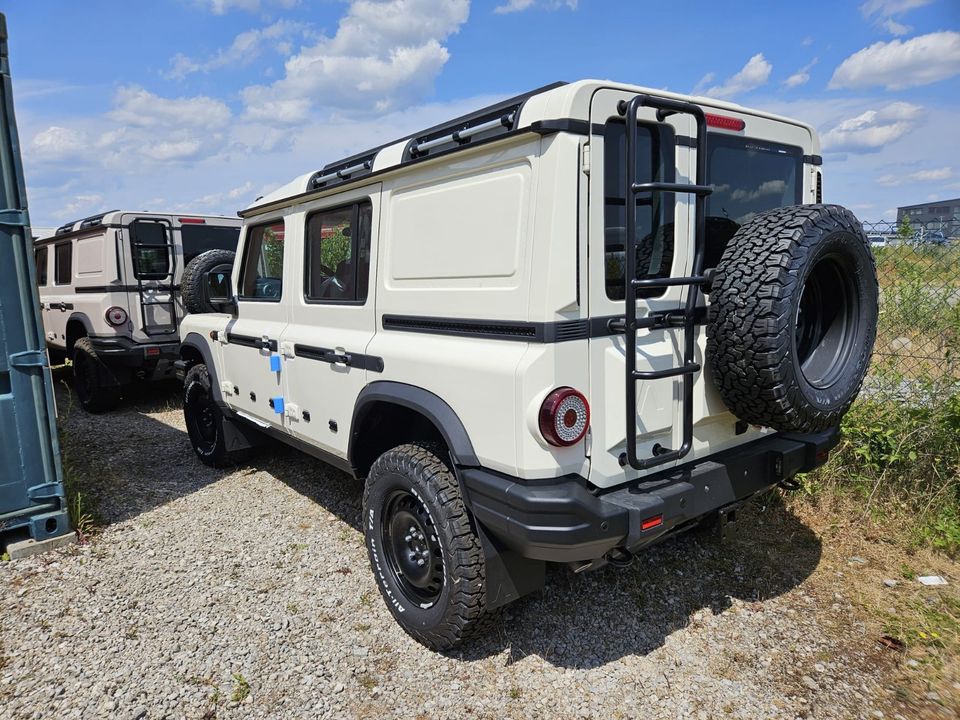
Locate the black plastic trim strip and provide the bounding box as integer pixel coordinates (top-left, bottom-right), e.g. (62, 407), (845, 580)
(530, 119), (590, 136)
(675, 135), (697, 148)
(294, 344), (384, 372)
(381, 314), (589, 343)
(225, 332), (278, 352)
(803, 154), (823, 166)
(74, 284), (179, 293)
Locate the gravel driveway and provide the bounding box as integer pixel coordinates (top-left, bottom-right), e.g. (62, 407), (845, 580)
(2, 382), (898, 719)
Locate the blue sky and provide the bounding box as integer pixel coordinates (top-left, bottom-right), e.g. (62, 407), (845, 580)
(6, 0), (960, 229)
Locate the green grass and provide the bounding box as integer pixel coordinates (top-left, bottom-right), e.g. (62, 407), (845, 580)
(230, 673), (250, 703)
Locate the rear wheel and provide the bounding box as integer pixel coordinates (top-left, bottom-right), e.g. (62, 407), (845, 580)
(363, 443), (488, 650)
(183, 363), (251, 467)
(72, 337), (121, 413)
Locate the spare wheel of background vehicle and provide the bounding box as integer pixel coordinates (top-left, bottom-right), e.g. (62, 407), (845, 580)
(707, 204), (878, 432)
(181, 249), (236, 314)
(362, 443), (489, 650)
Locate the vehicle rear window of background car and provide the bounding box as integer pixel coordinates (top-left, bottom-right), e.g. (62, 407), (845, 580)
(181, 225), (241, 265)
(304, 201), (373, 304)
(704, 135), (802, 269)
(603, 120), (676, 301)
(239, 221), (285, 300)
(35, 246), (48, 286)
(130, 221), (171, 279)
(54, 242), (71, 285)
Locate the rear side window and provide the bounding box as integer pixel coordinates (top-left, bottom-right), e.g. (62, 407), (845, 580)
(603, 120), (676, 300)
(704, 134), (802, 268)
(239, 221), (285, 300)
(181, 224), (240, 265)
(305, 201), (372, 304)
(130, 220), (171, 279)
(54, 242), (71, 285)
(35, 246), (48, 286)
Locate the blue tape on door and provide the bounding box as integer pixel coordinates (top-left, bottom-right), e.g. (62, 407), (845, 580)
(271, 396), (285, 415)
(269, 354), (281, 372)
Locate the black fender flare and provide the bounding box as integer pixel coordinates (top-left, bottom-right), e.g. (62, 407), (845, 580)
(179, 332), (222, 403)
(349, 381), (479, 468)
(66, 311), (94, 336)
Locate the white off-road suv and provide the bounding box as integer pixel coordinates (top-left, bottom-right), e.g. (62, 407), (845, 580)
(35, 210), (241, 411)
(177, 81), (878, 649)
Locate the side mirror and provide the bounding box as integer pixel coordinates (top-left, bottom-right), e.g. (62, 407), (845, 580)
(206, 270), (236, 311)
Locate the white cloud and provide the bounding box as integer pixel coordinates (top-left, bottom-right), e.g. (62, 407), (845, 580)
(881, 18), (911, 35)
(109, 86), (231, 128)
(784, 58), (818, 89)
(859, 0), (931, 18)
(820, 101), (922, 153)
(199, 0), (299, 14)
(53, 194), (104, 220)
(494, 0), (577, 13)
(700, 54), (772, 99)
(165, 20), (310, 80)
(829, 31), (960, 90)
(240, 0), (470, 122)
(876, 169), (950, 186)
(30, 126), (88, 161)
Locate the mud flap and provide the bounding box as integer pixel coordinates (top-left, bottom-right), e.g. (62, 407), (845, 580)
(476, 522), (545, 610)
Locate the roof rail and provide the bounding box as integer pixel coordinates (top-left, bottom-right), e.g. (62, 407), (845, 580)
(54, 209), (118, 236)
(301, 81), (567, 198)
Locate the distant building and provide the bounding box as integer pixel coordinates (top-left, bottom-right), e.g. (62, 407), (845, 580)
(897, 198), (960, 238)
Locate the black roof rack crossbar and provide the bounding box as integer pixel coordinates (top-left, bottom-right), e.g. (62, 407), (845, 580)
(55, 208), (119, 235)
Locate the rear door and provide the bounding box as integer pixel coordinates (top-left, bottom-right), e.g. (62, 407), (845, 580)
(122, 215), (178, 339)
(587, 89), (694, 485)
(279, 184), (380, 459)
(218, 216), (291, 430)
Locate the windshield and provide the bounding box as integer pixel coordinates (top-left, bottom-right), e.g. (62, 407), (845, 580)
(704, 134), (802, 268)
(181, 225), (240, 265)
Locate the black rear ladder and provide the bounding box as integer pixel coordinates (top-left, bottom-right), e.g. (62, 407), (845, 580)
(131, 219), (178, 337)
(620, 95), (712, 471)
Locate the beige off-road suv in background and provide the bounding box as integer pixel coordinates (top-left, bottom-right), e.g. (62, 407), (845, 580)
(176, 80), (878, 649)
(35, 210), (241, 411)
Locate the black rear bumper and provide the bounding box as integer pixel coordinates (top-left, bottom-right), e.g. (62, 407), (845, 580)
(462, 430), (838, 563)
(88, 335), (179, 368)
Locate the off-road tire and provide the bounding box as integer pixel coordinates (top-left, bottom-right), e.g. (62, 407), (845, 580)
(363, 443), (488, 650)
(183, 363), (251, 467)
(181, 249), (236, 315)
(707, 204), (878, 432)
(72, 337), (121, 413)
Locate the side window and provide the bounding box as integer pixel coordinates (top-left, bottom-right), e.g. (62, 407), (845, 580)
(35, 246), (48, 286)
(305, 201), (372, 304)
(239, 221), (285, 300)
(54, 242), (72, 285)
(130, 220), (171, 279)
(603, 120), (675, 300)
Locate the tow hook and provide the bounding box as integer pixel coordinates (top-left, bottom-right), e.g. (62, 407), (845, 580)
(605, 547), (633, 568)
(778, 476), (802, 491)
(717, 507), (738, 543)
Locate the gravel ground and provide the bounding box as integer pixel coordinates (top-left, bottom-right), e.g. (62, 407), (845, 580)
(1, 382), (907, 719)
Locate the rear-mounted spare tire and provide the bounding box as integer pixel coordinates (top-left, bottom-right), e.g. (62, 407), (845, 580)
(707, 204), (878, 433)
(181, 249), (236, 315)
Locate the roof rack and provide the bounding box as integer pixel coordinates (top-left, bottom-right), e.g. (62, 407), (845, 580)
(302, 81), (567, 196)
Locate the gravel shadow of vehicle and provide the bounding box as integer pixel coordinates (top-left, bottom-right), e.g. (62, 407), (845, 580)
(57, 379), (821, 668)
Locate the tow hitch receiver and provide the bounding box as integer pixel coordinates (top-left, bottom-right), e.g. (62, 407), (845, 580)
(717, 507), (738, 543)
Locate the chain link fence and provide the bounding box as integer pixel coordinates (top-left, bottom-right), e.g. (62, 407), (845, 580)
(861, 218), (960, 404)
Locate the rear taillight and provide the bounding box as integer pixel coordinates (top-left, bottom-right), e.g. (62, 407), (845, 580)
(105, 306), (128, 326)
(539, 387), (590, 447)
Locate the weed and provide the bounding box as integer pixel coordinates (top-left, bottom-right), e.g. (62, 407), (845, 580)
(358, 673), (377, 691)
(354, 622), (371, 632)
(508, 686), (521, 700)
(230, 673), (250, 703)
(359, 591), (373, 607)
(1, 552), (9, 562)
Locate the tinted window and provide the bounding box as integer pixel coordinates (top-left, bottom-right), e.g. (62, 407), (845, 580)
(131, 221), (171, 278)
(35, 246), (48, 286)
(181, 225), (241, 265)
(305, 201), (372, 303)
(704, 134), (802, 268)
(239, 221), (285, 300)
(603, 121), (676, 300)
(54, 242), (71, 285)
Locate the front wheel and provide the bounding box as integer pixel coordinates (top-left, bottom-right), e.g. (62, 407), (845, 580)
(183, 363), (251, 468)
(363, 443), (488, 650)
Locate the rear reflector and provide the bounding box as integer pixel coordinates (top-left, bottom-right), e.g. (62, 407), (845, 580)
(815, 449), (830, 464)
(144, 347), (160, 357)
(178, 217), (205, 224)
(641, 515), (663, 531)
(705, 113), (746, 131)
